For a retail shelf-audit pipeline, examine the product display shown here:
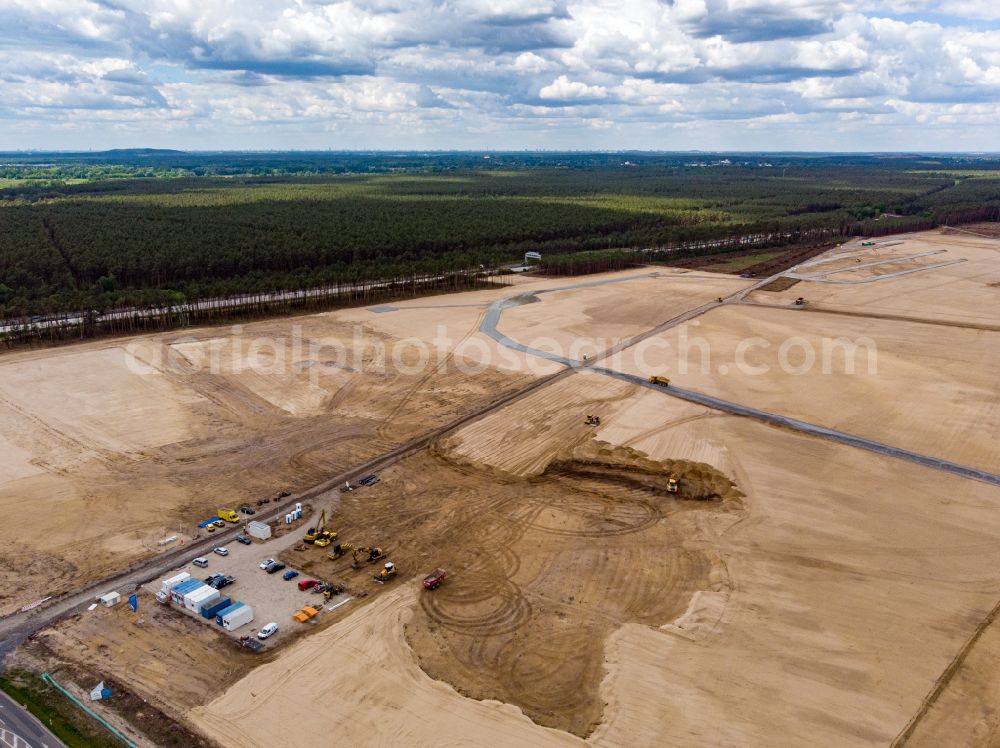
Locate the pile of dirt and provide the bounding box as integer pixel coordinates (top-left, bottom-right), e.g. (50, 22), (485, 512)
(397, 442), (743, 736)
(548, 438), (744, 506)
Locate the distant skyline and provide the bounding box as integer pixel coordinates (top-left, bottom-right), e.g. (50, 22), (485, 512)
(2, 1), (998, 151)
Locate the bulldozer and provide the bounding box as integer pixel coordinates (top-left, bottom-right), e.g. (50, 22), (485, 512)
(666, 474), (679, 493)
(584, 415), (601, 426)
(649, 375), (670, 387)
(304, 509), (332, 544)
(374, 561), (397, 584)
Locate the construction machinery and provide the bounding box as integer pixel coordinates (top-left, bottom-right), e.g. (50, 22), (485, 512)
(794, 297), (806, 306)
(353, 547), (385, 569)
(304, 510), (336, 545)
(217, 508), (240, 523)
(328, 543), (353, 560)
(666, 474), (679, 493)
(423, 568), (447, 590)
(374, 562), (397, 584)
(584, 415), (601, 426)
(649, 375), (671, 387)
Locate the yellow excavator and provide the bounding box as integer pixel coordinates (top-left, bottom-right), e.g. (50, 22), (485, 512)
(352, 546), (385, 568)
(666, 474), (679, 493)
(649, 375), (670, 387)
(374, 561), (397, 584)
(584, 415), (601, 426)
(304, 510), (336, 545)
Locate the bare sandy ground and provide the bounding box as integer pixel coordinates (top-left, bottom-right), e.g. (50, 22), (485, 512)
(190, 588), (583, 747)
(187, 383), (1000, 748)
(609, 303), (1000, 472)
(0, 285), (541, 614)
(9, 229), (1000, 746)
(495, 272), (748, 360)
(753, 231), (1000, 326)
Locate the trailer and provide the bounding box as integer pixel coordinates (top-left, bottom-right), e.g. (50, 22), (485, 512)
(221, 603), (254, 631)
(98, 592), (121, 608)
(202, 596), (232, 619)
(215, 601), (244, 626)
(185, 585), (220, 613)
(159, 572), (191, 596)
(169, 579), (202, 605)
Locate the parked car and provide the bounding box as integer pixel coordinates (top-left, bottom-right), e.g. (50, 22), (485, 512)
(257, 622), (278, 640)
(282, 569), (299, 581)
(240, 506), (255, 515)
(298, 579), (319, 591)
(236, 534), (252, 545)
(212, 519), (225, 528)
(206, 524), (216, 533)
(212, 575), (235, 590)
(213, 546), (229, 556)
(259, 558), (276, 570)
(266, 562), (286, 574)
(192, 557), (209, 568)
(358, 474), (379, 487)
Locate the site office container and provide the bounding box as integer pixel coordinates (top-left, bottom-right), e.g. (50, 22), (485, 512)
(185, 585), (220, 613)
(221, 603), (254, 632)
(160, 572), (191, 596)
(215, 601), (245, 625)
(201, 596), (232, 619)
(170, 579), (202, 605)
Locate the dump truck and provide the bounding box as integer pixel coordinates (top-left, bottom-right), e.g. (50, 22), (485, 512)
(666, 475), (679, 493)
(584, 415), (601, 426)
(218, 508), (240, 523)
(649, 375), (670, 387)
(423, 568), (447, 590)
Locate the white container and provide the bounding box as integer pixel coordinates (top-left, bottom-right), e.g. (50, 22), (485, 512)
(221, 603), (254, 631)
(247, 521), (271, 540)
(99, 591), (120, 607)
(179, 582), (209, 610)
(185, 585), (220, 613)
(159, 572), (191, 596)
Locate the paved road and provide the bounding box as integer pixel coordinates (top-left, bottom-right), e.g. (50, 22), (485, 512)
(0, 689), (65, 748)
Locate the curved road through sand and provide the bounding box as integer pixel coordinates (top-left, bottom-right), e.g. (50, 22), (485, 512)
(478, 276), (1000, 488)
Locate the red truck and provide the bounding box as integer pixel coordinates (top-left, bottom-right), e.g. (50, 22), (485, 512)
(423, 568), (447, 590)
(298, 579), (319, 591)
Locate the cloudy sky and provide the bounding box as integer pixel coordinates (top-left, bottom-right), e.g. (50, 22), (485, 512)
(1, 0), (998, 151)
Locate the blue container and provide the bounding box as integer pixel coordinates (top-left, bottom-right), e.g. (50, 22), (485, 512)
(201, 596), (232, 619)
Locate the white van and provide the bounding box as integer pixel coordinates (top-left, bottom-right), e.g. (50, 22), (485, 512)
(257, 622), (278, 640)
(192, 557), (209, 568)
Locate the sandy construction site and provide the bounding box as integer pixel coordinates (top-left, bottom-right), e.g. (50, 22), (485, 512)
(5, 228), (1000, 747)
